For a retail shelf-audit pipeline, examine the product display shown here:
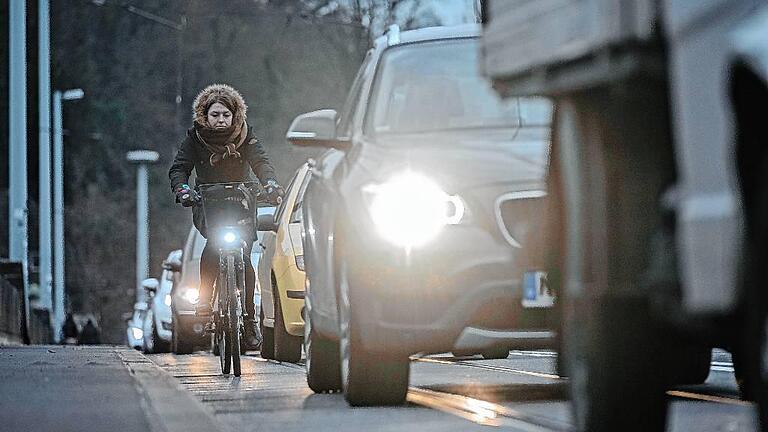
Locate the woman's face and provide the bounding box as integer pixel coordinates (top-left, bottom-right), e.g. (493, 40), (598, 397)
(206, 102), (233, 129)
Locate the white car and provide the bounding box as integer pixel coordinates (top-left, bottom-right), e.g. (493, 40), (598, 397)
(126, 302), (147, 350)
(142, 250), (181, 353)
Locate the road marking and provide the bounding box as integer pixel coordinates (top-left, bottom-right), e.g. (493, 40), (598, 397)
(666, 390), (752, 407)
(408, 387), (572, 431)
(415, 357), (563, 380)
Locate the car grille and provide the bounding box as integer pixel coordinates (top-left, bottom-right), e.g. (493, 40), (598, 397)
(495, 190), (548, 267)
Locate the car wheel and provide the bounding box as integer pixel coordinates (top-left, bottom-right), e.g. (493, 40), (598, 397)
(153, 321), (171, 353)
(260, 307), (275, 360)
(273, 283), (302, 363)
(668, 345), (711, 385)
(338, 258), (409, 406)
(480, 347), (509, 360)
(556, 96), (671, 431)
(304, 305), (341, 393)
(171, 313), (193, 355)
(143, 324), (154, 354)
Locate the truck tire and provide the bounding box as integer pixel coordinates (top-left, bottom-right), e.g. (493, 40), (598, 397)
(555, 92), (674, 432)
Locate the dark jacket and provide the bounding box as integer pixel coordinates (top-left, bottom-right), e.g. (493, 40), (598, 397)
(169, 126), (276, 238)
(168, 126), (276, 193)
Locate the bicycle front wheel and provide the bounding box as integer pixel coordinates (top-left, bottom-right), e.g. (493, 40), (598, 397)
(227, 254), (242, 377)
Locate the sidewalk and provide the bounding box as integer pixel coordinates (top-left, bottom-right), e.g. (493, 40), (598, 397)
(0, 345), (222, 432)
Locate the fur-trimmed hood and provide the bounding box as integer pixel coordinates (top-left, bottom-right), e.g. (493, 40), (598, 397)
(192, 83), (248, 128)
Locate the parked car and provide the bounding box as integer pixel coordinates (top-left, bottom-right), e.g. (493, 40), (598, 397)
(141, 250), (181, 354)
(126, 302), (147, 350)
(288, 24), (555, 405)
(176, 206), (277, 354)
(257, 162), (312, 362)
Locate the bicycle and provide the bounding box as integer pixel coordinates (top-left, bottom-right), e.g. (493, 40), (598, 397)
(197, 181), (274, 376)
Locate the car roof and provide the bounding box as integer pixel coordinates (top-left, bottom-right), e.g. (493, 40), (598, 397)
(374, 24), (480, 49)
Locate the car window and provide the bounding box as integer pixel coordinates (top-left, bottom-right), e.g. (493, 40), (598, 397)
(289, 171), (312, 224)
(274, 169), (301, 223)
(337, 51), (375, 138)
(364, 38), (552, 136)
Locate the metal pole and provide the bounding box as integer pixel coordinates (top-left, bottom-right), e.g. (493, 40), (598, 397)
(39, 0), (53, 314)
(52, 90), (65, 339)
(10, 0), (30, 335)
(136, 163), (149, 304)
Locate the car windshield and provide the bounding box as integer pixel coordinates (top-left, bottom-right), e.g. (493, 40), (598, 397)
(364, 38), (551, 137)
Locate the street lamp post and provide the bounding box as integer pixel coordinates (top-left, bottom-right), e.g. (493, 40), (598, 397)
(126, 150), (159, 305)
(52, 88), (84, 342)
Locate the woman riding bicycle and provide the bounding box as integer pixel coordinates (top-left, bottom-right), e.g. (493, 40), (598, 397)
(169, 83), (283, 350)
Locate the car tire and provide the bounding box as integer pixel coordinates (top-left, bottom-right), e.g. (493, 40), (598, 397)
(556, 96), (672, 431)
(304, 306), (341, 393)
(480, 347), (509, 360)
(143, 324), (154, 354)
(668, 345), (711, 385)
(338, 258), (409, 406)
(153, 321), (170, 353)
(731, 71), (768, 429)
(171, 313), (194, 355)
(273, 283), (302, 363)
(260, 307), (275, 360)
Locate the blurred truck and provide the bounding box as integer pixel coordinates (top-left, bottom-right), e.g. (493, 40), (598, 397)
(481, 1), (768, 431)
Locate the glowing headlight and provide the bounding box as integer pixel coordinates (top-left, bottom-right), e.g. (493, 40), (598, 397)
(181, 287), (200, 304)
(164, 294), (172, 307)
(131, 327), (144, 340)
(364, 172), (464, 249)
(223, 231), (238, 244)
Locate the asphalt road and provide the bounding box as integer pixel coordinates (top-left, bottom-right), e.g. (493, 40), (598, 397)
(147, 348), (758, 432)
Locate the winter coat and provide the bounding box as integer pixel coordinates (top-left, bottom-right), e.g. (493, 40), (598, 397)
(169, 83), (277, 238)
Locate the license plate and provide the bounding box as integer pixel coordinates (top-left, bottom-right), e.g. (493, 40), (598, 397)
(522, 271), (555, 308)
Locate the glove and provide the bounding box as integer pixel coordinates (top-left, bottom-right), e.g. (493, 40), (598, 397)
(263, 179), (284, 205)
(175, 184), (200, 207)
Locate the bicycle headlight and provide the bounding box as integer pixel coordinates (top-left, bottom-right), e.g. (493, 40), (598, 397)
(363, 172), (464, 249)
(180, 287), (199, 304)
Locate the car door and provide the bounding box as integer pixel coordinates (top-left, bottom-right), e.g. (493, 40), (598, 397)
(259, 169), (301, 327)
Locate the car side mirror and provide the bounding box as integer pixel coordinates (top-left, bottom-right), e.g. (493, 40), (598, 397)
(286, 109), (350, 151)
(257, 213), (278, 232)
(141, 278), (159, 293)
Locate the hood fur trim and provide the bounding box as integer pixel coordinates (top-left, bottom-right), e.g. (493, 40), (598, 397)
(192, 83), (248, 128)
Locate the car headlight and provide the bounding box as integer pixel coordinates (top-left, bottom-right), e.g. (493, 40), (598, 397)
(363, 172), (464, 249)
(164, 294), (172, 307)
(295, 255), (305, 271)
(180, 287), (200, 304)
(131, 327), (144, 340)
(222, 230), (239, 245)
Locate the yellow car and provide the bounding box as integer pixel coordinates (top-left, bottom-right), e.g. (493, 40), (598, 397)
(257, 162), (312, 362)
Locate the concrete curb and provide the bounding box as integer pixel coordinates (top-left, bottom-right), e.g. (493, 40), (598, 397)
(116, 348), (225, 432)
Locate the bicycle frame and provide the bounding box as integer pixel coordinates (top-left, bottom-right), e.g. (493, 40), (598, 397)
(199, 181), (263, 377)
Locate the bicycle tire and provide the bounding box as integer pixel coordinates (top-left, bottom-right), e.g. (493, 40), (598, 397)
(227, 254), (242, 377)
(217, 260), (232, 375)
